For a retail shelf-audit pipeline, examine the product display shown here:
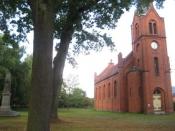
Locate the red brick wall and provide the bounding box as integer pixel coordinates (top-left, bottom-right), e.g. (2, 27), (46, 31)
(127, 71), (142, 112)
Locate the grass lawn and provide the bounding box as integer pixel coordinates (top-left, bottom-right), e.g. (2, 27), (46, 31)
(0, 108), (175, 131)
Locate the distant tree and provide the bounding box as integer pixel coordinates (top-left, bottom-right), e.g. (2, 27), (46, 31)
(69, 88), (86, 108)
(60, 74), (79, 108)
(57, 83), (68, 108)
(58, 86), (93, 108)
(57, 75), (93, 108)
(64, 74), (79, 92)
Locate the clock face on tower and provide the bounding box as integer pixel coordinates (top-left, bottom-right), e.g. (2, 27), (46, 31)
(151, 41), (158, 49)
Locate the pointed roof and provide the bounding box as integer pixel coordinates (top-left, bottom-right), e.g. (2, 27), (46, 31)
(132, 3), (162, 26)
(145, 3), (161, 18)
(95, 61), (119, 84)
(95, 52), (133, 84)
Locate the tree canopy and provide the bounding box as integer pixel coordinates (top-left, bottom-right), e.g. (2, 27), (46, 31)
(0, 0), (165, 54)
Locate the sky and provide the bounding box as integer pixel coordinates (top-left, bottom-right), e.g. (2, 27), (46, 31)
(26, 0), (175, 98)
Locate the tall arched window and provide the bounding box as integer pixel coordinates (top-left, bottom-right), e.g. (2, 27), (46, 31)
(149, 20), (157, 34)
(154, 57), (159, 76)
(100, 87), (102, 100)
(96, 88), (98, 100)
(135, 23), (139, 37)
(95, 88), (97, 100)
(114, 81), (117, 97)
(108, 83), (110, 98)
(105, 85), (107, 99)
(153, 23), (157, 34)
(103, 85), (105, 99)
(99, 87), (101, 100)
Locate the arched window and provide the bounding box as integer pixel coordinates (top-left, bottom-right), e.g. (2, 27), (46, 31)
(154, 57), (159, 76)
(135, 23), (139, 37)
(153, 23), (157, 34)
(96, 88), (97, 100)
(103, 85), (105, 99)
(137, 59), (140, 66)
(136, 43), (139, 52)
(108, 83), (110, 98)
(149, 20), (157, 34)
(100, 87), (103, 100)
(105, 86), (108, 99)
(95, 88), (97, 99)
(114, 81), (117, 97)
(99, 87), (101, 100)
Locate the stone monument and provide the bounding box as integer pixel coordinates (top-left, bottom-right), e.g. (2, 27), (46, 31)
(0, 72), (19, 116)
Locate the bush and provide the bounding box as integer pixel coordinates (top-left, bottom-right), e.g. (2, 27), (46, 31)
(58, 87), (94, 108)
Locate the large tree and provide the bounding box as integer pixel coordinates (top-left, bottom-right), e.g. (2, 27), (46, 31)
(50, 0), (165, 120)
(1, 0), (54, 130)
(0, 0), (165, 131)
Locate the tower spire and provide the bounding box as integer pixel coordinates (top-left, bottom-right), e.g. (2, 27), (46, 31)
(149, 2), (154, 9)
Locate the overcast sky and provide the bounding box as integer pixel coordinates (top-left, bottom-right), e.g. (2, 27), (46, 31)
(26, 0), (175, 98)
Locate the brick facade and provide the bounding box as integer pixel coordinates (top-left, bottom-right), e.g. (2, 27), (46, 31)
(94, 5), (173, 114)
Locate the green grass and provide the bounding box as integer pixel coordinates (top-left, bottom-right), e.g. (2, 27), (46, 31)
(0, 108), (175, 131)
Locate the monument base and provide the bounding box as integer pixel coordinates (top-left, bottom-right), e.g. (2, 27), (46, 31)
(0, 72), (20, 117)
(0, 108), (20, 116)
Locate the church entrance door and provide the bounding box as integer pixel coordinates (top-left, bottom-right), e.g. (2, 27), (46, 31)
(153, 89), (162, 112)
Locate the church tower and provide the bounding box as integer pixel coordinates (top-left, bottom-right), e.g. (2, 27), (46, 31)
(131, 5), (173, 113)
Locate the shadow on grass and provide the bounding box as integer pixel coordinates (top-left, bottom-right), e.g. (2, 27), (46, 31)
(0, 108), (175, 131)
(0, 127), (25, 131)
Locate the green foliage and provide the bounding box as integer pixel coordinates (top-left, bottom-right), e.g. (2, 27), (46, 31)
(0, 0), (32, 42)
(58, 74), (93, 108)
(0, 0), (165, 57)
(54, 0), (164, 57)
(0, 35), (22, 91)
(0, 35), (32, 107)
(11, 55), (32, 107)
(58, 86), (93, 108)
(68, 88), (89, 108)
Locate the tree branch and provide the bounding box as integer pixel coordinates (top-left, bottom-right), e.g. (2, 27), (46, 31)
(27, 0), (34, 10)
(78, 0), (100, 13)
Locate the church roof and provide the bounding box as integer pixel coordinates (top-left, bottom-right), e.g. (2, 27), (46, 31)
(95, 62), (119, 84)
(95, 52), (133, 84)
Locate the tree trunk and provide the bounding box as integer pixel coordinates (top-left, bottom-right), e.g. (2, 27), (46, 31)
(51, 24), (74, 120)
(50, 1), (81, 120)
(27, 1), (54, 131)
(50, 1), (78, 120)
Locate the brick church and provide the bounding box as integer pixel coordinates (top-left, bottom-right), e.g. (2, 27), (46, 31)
(94, 5), (173, 114)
